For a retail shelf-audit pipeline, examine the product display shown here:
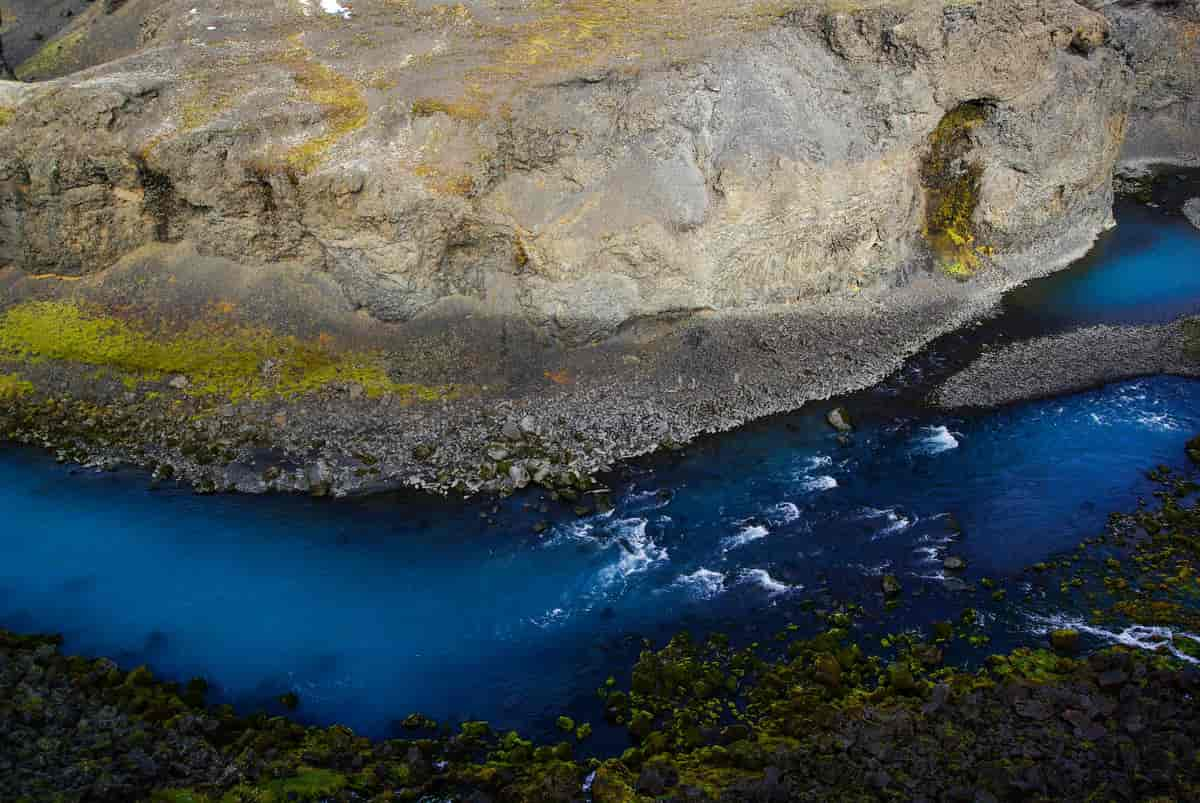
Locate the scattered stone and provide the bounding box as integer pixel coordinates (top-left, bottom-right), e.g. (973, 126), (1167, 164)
(508, 462), (530, 489)
(167, 375), (190, 390)
(881, 574), (903, 596)
(1098, 669), (1129, 688)
(1050, 629), (1081, 653)
(813, 654), (842, 688)
(501, 420), (524, 441)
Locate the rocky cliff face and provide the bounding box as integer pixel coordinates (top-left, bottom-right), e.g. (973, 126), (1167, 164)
(0, 1), (1175, 496)
(1, 0), (1130, 335)
(1087, 0), (1200, 167)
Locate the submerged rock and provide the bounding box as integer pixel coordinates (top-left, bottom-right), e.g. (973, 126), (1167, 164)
(943, 555), (967, 572)
(881, 574), (903, 597)
(826, 408), (854, 433)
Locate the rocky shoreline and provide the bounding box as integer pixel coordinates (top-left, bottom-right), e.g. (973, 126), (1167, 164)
(0, 216), (1105, 500)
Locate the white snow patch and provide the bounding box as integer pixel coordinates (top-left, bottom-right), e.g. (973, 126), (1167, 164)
(320, 0), (352, 19)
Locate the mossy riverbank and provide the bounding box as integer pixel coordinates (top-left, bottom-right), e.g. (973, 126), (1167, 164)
(6, 440), (1200, 802)
(0, 301), (453, 403)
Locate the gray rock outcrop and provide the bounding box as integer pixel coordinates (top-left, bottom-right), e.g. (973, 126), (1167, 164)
(0, 10), (14, 81)
(1086, 0), (1200, 167)
(1186, 198), (1200, 230)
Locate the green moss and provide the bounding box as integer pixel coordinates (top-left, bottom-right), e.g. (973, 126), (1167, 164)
(0, 301), (458, 403)
(280, 48), (369, 174)
(0, 372), (33, 398)
(922, 102), (993, 279)
(262, 767), (347, 800)
(16, 28), (86, 80)
(0, 107), (14, 126)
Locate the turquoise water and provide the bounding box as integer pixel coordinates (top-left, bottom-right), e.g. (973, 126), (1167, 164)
(1004, 175), (1200, 328)
(1, 180), (1199, 744)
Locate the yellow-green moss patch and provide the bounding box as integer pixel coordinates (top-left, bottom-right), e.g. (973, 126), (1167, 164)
(279, 44), (369, 174)
(0, 372), (33, 399)
(16, 27), (86, 80)
(0, 301), (457, 403)
(0, 107), (14, 127)
(922, 101), (992, 279)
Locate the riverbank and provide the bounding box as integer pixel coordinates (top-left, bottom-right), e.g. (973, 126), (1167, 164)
(0, 229), (1098, 500)
(934, 318), (1200, 409)
(7, 438), (1200, 802)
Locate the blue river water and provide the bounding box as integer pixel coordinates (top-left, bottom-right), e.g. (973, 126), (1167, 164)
(1, 177), (1199, 745)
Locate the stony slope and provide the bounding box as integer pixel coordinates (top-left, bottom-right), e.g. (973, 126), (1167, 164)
(0, 0), (1181, 496)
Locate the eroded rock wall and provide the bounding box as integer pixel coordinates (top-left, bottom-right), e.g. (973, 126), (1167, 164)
(0, 0), (1130, 345)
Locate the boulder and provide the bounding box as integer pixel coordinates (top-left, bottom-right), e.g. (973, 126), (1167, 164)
(1050, 629), (1081, 653)
(826, 408), (854, 433)
(943, 556), (968, 572)
(1185, 199), (1200, 232)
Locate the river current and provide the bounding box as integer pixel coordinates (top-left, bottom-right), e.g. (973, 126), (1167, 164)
(2, 173), (1199, 746)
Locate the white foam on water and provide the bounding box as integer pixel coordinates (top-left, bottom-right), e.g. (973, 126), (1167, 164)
(769, 502), (801, 524)
(918, 425), (960, 454)
(867, 508), (916, 540)
(673, 568), (726, 600)
(320, 0), (352, 18)
(854, 560), (893, 577)
(540, 520), (595, 548)
(596, 518), (668, 587)
(530, 607), (570, 629)
(802, 475), (838, 492)
(624, 488), (671, 512)
(913, 546), (942, 564)
(1137, 412), (1181, 432)
(738, 568), (798, 596)
(1027, 613), (1200, 664)
(722, 524), (769, 551)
